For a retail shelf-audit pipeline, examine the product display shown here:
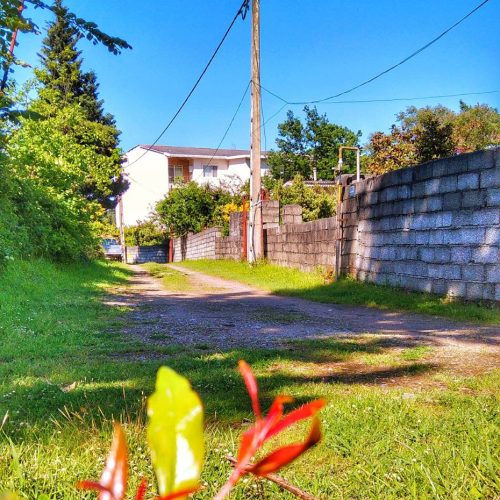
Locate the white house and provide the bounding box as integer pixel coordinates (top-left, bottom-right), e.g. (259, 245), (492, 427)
(116, 144), (269, 227)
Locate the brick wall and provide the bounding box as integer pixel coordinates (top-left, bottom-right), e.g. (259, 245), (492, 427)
(341, 148), (499, 301)
(126, 245), (168, 264)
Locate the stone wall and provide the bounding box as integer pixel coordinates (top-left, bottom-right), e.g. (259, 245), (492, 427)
(340, 148), (499, 301)
(126, 245), (168, 264)
(171, 227), (221, 262)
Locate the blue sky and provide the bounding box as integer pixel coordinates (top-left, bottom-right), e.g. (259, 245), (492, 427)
(13, 0), (500, 152)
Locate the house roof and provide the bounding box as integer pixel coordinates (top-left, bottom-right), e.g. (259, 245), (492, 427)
(136, 144), (268, 159)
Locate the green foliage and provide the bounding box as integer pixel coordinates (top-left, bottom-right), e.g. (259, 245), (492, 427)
(267, 175), (336, 222)
(366, 102), (500, 174)
(0, 0), (131, 79)
(269, 106), (361, 181)
(4, 104), (104, 260)
(34, 0), (127, 209)
(155, 182), (234, 237)
(0, 259), (498, 498)
(454, 101), (500, 152)
(124, 220), (167, 247)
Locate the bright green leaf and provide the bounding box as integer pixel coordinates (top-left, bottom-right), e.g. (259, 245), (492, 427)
(147, 366), (204, 497)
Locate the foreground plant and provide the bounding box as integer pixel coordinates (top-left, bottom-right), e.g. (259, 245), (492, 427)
(78, 361), (324, 499)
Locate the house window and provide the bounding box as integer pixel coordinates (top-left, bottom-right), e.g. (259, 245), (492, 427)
(169, 165), (184, 182)
(203, 165), (218, 178)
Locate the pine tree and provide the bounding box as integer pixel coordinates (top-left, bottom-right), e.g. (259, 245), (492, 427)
(35, 0), (127, 208)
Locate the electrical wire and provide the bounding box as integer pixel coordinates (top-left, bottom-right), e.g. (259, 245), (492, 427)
(126, 0), (250, 169)
(205, 79), (251, 167)
(259, 0), (491, 106)
(260, 88), (500, 106)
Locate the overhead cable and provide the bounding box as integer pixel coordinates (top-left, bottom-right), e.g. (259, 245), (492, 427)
(260, 0), (491, 106)
(126, 0), (250, 168)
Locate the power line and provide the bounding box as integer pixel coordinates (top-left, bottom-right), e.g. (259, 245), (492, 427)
(206, 79), (251, 167)
(321, 90), (500, 104)
(256, 90), (499, 132)
(261, 88), (500, 106)
(126, 0), (250, 169)
(260, 0), (491, 106)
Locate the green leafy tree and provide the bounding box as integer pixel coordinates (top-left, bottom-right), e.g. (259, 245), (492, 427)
(269, 175), (335, 222)
(397, 105), (455, 162)
(5, 104), (104, 260)
(34, 0), (127, 208)
(454, 101), (500, 152)
(366, 102), (500, 174)
(269, 106), (361, 181)
(1, 0), (131, 94)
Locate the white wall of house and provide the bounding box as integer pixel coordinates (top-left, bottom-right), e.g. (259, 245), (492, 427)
(117, 147), (269, 227)
(117, 146), (169, 227)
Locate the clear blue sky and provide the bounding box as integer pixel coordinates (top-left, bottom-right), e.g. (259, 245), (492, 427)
(13, 0), (500, 152)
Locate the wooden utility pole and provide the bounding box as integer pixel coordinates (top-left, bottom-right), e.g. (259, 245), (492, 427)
(248, 0), (263, 262)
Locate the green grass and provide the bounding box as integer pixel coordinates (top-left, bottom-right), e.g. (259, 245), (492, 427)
(1, 260), (499, 498)
(176, 260), (500, 324)
(141, 262), (194, 292)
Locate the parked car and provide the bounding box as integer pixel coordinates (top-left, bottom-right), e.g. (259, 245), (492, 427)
(101, 238), (122, 260)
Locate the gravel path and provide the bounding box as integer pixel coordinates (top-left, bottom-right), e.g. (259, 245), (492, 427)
(106, 264), (499, 376)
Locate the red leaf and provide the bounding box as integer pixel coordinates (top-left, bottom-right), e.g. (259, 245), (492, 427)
(263, 395), (293, 431)
(76, 481), (113, 495)
(238, 360), (262, 419)
(248, 417), (322, 476)
(77, 423), (128, 500)
(236, 426), (258, 462)
(135, 478), (148, 500)
(266, 399), (325, 440)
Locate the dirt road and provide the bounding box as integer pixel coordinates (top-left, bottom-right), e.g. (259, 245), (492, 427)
(107, 264), (499, 377)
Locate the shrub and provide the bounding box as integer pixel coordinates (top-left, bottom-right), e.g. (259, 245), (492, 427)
(155, 182), (237, 237)
(124, 220), (168, 247)
(271, 175), (336, 221)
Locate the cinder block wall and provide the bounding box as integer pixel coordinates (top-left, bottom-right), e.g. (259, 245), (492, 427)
(342, 148), (499, 300)
(265, 217), (338, 272)
(169, 149), (499, 300)
(126, 245), (168, 264)
(171, 227), (221, 262)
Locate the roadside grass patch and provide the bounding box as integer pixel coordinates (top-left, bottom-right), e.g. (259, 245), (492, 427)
(142, 262), (193, 292)
(176, 260), (500, 324)
(0, 260), (498, 498)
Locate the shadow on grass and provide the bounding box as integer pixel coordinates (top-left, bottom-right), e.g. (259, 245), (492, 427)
(274, 277), (500, 325)
(2, 337), (439, 441)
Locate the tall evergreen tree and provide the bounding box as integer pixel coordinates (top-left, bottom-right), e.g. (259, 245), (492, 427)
(35, 0), (127, 208)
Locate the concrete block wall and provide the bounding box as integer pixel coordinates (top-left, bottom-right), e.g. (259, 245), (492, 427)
(126, 245), (168, 264)
(342, 148), (499, 301)
(171, 227), (221, 262)
(282, 204), (303, 225)
(265, 217), (338, 272)
(216, 236), (242, 260)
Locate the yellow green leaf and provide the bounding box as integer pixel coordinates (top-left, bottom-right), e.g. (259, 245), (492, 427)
(147, 366), (204, 497)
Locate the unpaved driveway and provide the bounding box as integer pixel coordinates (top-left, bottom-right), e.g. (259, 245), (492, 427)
(107, 264), (499, 377)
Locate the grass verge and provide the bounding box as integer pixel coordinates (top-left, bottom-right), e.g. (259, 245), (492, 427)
(175, 260), (500, 324)
(0, 259), (498, 498)
(142, 262), (193, 292)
